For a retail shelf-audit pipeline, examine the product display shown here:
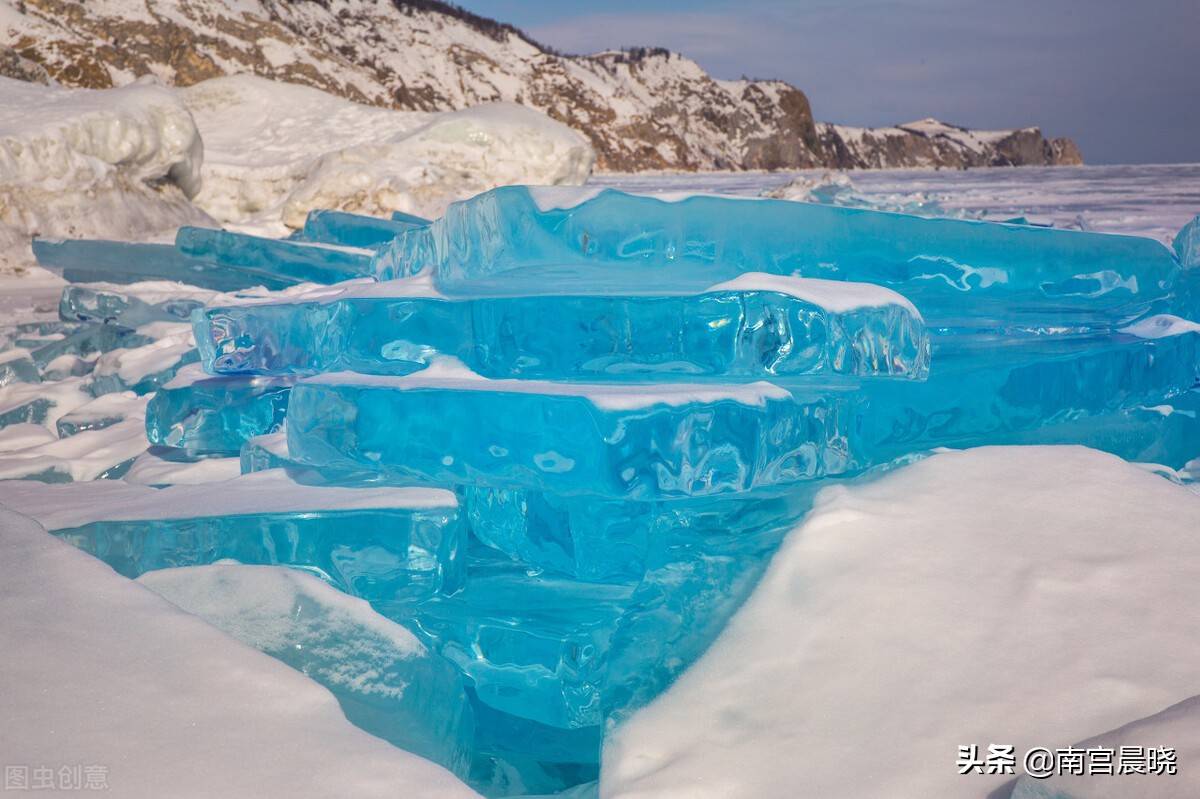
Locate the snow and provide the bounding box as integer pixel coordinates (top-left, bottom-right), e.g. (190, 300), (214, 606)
(0, 417), (147, 481)
(595, 164), (1200, 245)
(123, 451), (242, 486)
(601, 446), (1200, 798)
(138, 562), (426, 659)
(308, 357), (792, 412)
(1010, 694), (1200, 798)
(0, 75), (214, 269)
(0, 467), (457, 529)
(704, 274), (921, 315)
(181, 75), (594, 231)
(1119, 314), (1200, 340)
(0, 507), (479, 798)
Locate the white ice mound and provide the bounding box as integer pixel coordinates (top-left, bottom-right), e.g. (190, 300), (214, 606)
(0, 508), (479, 798)
(0, 76), (212, 260)
(182, 75), (595, 229)
(601, 446), (1200, 799)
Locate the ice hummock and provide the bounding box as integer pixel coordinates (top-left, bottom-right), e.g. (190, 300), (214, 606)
(1, 184), (1199, 799)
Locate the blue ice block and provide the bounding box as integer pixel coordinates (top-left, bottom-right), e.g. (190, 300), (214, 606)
(375, 186), (1180, 328)
(464, 487), (813, 584)
(0, 470), (465, 603)
(139, 563), (475, 778)
(299, 209), (429, 250)
(32, 238), (299, 292)
(860, 322), (1200, 465)
(0, 349), (40, 386)
(193, 279), (465, 378)
(392, 210), (432, 226)
(146, 364), (295, 456)
(286, 363), (857, 500)
(1175, 215), (1199, 268)
(59, 284), (207, 327)
(194, 274), (929, 381)
(29, 323), (146, 369)
(467, 701), (602, 797)
(383, 543), (635, 730)
(176, 227), (375, 285)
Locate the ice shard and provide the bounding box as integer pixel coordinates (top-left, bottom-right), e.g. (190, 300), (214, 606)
(139, 563), (474, 778)
(59, 282), (214, 328)
(0, 470), (465, 602)
(298, 209), (429, 250)
(1175, 214), (1199, 268)
(146, 364), (296, 456)
(194, 274), (929, 381)
(176, 227), (376, 285)
(33, 239), (300, 292)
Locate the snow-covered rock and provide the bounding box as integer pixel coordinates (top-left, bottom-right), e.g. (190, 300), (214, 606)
(600, 446), (1200, 798)
(0, 75), (213, 268)
(0, 1), (1081, 172)
(182, 75), (593, 229)
(0, 506), (480, 798)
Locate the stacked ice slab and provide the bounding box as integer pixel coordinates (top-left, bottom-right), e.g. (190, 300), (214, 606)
(184, 191), (1200, 794)
(5, 191), (1199, 797)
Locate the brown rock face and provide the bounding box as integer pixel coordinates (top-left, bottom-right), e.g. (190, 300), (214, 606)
(0, 0), (1082, 171)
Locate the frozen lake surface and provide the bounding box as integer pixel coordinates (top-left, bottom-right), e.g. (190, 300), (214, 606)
(595, 163), (1200, 245)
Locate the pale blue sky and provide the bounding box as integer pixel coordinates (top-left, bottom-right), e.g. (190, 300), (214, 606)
(457, 0), (1198, 164)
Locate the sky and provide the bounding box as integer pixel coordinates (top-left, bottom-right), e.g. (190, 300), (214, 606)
(456, 0), (1198, 164)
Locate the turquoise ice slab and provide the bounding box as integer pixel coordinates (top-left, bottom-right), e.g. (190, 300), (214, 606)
(1175, 215), (1199, 268)
(298, 209), (429, 250)
(146, 364), (295, 456)
(32, 238), (299, 292)
(59, 284), (206, 327)
(375, 186), (1180, 327)
(382, 490), (811, 733)
(194, 274), (930, 381)
(176, 227), (375, 285)
(138, 563), (475, 778)
(0, 349), (40, 386)
(287, 324), (1200, 498)
(464, 486), (814, 584)
(193, 278), (465, 378)
(859, 321), (1200, 465)
(467, 698), (602, 796)
(0, 470), (465, 602)
(29, 323), (145, 369)
(381, 543), (635, 730)
(286, 364), (855, 500)
(392, 209), (432, 226)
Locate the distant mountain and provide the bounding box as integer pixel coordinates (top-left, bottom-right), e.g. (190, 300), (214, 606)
(0, 0), (1083, 171)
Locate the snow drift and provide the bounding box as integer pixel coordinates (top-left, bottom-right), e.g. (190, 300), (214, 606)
(181, 75), (595, 230)
(0, 75), (213, 266)
(601, 446), (1200, 798)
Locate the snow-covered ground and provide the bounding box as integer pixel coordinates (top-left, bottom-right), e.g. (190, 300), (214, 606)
(601, 446), (1200, 798)
(597, 163), (1200, 245)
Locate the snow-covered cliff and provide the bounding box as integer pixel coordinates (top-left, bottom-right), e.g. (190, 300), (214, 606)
(0, 0), (1082, 172)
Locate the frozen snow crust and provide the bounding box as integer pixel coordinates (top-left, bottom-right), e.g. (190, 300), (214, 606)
(3, 175), (1200, 797)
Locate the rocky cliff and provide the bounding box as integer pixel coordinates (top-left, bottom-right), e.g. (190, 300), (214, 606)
(0, 0), (1082, 171)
